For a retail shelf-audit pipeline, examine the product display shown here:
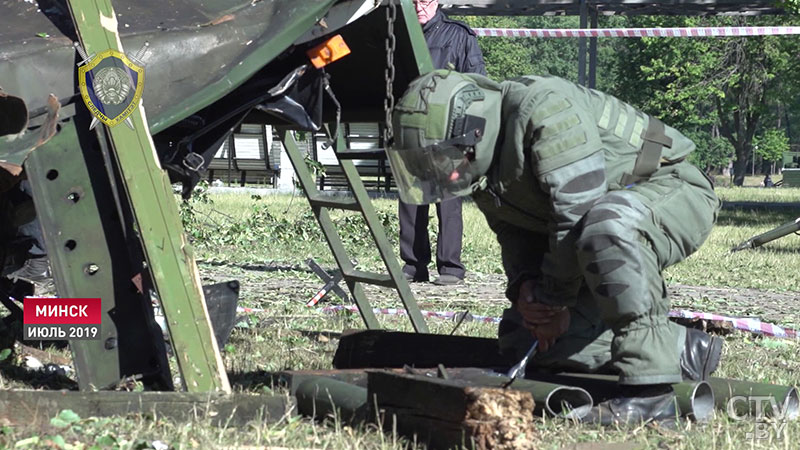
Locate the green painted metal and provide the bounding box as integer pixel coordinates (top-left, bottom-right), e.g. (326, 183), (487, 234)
(25, 120), (173, 390)
(731, 216), (800, 251)
(295, 376), (369, 424)
(708, 377), (799, 418)
(277, 127), (428, 332)
(149, 0), (337, 134)
(277, 128), (381, 330)
(671, 380), (715, 422)
(783, 168), (800, 187)
(545, 373), (715, 421)
(331, 128), (428, 332)
(67, 0), (229, 392)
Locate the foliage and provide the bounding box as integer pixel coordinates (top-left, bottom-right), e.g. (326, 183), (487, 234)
(459, 16), (581, 81)
(179, 180), (215, 244)
(608, 15), (800, 185)
(179, 193), (399, 257)
(686, 129), (734, 172)
(777, 0), (800, 14)
(753, 128), (790, 163)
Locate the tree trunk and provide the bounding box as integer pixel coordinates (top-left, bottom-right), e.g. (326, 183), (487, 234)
(733, 145), (748, 186)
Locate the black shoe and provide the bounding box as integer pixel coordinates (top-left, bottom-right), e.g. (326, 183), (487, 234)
(433, 274), (463, 286)
(680, 328), (722, 381)
(581, 385), (678, 426)
(402, 271), (429, 283)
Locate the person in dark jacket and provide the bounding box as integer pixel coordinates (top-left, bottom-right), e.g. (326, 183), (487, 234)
(400, 0), (486, 285)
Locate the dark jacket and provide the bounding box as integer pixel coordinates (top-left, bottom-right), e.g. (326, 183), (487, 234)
(422, 10), (486, 75)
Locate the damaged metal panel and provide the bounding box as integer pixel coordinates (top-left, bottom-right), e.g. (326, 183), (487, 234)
(1, 0), (338, 133)
(0, 93), (60, 193)
(25, 119), (174, 391)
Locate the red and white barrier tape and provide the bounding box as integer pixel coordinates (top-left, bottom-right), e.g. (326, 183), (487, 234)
(473, 26), (800, 39)
(318, 304), (501, 324)
(668, 309), (798, 339)
(236, 304), (798, 339)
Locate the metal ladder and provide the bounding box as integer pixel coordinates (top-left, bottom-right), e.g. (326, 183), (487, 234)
(277, 127), (428, 333)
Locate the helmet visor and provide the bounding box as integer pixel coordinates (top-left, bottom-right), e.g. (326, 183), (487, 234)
(387, 142), (479, 205)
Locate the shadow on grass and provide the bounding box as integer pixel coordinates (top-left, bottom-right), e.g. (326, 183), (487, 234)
(716, 209), (799, 227)
(730, 245), (800, 254)
(0, 362), (78, 390)
(228, 369), (280, 391)
(198, 260), (314, 273)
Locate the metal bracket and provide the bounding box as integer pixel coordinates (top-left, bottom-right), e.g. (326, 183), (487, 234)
(305, 258), (349, 307)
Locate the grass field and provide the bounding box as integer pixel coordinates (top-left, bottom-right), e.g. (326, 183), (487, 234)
(1, 178), (798, 450)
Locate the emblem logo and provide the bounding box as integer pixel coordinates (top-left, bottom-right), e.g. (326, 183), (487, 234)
(75, 43), (149, 130)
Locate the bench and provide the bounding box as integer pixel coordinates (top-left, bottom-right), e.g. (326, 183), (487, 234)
(206, 124), (278, 187)
(314, 123), (395, 192)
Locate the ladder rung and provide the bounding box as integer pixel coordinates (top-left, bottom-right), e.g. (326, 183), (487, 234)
(343, 269), (394, 287)
(308, 195), (361, 211)
(335, 149), (386, 160)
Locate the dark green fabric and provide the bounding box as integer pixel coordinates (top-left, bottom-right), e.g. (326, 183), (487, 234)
(496, 162), (718, 384)
(476, 73), (720, 385)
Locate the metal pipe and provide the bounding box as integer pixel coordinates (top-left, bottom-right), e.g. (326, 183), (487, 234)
(467, 374), (594, 420)
(731, 217), (800, 252)
(536, 373), (714, 422)
(578, 0), (588, 86)
(708, 377), (799, 419)
(588, 7), (598, 89)
(672, 381), (715, 423)
(295, 376), (368, 424)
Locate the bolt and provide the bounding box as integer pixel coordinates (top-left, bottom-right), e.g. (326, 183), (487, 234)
(104, 337), (117, 350)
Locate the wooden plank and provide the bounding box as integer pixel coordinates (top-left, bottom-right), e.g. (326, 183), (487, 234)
(0, 390), (294, 427)
(333, 330), (512, 369)
(369, 371), (471, 422)
(368, 371), (537, 450)
(67, 0), (229, 392)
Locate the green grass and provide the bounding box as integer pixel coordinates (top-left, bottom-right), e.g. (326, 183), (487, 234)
(1, 183), (798, 449)
(183, 185), (799, 291)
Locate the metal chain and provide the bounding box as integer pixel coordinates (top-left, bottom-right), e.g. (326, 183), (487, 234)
(383, 0), (397, 146)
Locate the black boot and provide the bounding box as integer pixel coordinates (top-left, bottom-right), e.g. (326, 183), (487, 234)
(680, 328), (722, 381)
(581, 384), (678, 426)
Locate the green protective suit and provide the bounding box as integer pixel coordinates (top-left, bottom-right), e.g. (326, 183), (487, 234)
(470, 75), (721, 385)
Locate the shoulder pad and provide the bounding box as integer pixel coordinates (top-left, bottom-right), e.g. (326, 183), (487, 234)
(441, 15), (477, 36)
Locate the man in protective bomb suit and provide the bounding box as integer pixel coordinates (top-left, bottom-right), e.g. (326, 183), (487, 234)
(387, 69), (723, 425)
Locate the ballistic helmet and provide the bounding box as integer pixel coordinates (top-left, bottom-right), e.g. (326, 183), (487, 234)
(387, 70), (502, 205)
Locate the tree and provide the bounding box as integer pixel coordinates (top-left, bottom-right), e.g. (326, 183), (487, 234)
(610, 16), (796, 185)
(753, 128), (789, 166)
(686, 129), (734, 173)
(458, 16), (581, 81)
(778, 0), (800, 14)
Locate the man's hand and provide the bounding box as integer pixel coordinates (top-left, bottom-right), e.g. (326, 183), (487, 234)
(516, 279), (570, 352)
